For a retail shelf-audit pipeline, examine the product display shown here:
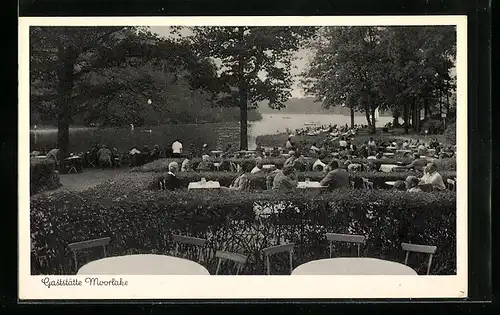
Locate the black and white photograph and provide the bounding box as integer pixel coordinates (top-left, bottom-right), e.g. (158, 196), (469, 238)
(19, 16), (467, 299)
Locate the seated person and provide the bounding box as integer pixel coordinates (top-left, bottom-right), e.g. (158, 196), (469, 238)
(46, 147), (60, 165)
(310, 142), (320, 154)
(142, 145), (151, 155)
(419, 163), (446, 191)
(393, 180), (407, 191)
(417, 143), (427, 155)
(255, 143), (263, 156)
(292, 154), (307, 172)
(402, 140), (409, 149)
(266, 166), (280, 189)
(347, 162), (362, 172)
(150, 145), (161, 160)
(272, 166), (298, 191)
(284, 150), (297, 168)
(402, 154), (428, 170)
(159, 162), (180, 191)
(375, 152), (385, 159)
(251, 159), (265, 174)
(405, 176), (423, 193)
(367, 137), (376, 147)
(225, 166), (250, 191)
(196, 155), (214, 172)
(97, 145), (112, 167)
(312, 155), (327, 172)
(320, 160), (350, 190)
(181, 158), (192, 172)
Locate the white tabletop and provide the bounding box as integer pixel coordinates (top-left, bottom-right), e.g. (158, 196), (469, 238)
(188, 181), (221, 189)
(385, 181), (397, 186)
(65, 156), (83, 160)
(77, 254), (210, 275)
(32, 155), (47, 158)
(297, 181), (325, 189)
(397, 149), (412, 153)
(382, 152), (395, 156)
(291, 258), (417, 275)
(379, 164), (399, 173)
(262, 164), (275, 169)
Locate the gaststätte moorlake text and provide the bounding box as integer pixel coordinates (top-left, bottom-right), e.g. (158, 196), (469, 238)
(41, 277), (129, 288)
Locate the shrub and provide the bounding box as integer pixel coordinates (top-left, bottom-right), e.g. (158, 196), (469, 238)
(422, 119), (444, 135)
(31, 176), (456, 276)
(30, 159), (62, 195)
(444, 122), (456, 145)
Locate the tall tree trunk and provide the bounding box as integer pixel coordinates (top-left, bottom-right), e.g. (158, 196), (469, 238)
(56, 46), (77, 160)
(403, 102), (409, 134)
(350, 103), (354, 128)
(237, 27), (248, 150)
(416, 100), (421, 133)
(370, 107), (376, 134)
(364, 102), (371, 128)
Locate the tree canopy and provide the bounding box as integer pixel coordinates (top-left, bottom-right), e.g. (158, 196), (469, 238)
(302, 26), (456, 133)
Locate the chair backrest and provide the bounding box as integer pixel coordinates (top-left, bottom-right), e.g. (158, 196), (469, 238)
(326, 233), (366, 257)
(230, 162), (238, 172)
(68, 237), (111, 271)
(362, 177), (374, 190)
(172, 234), (207, 263)
(401, 242), (437, 275)
(262, 243), (295, 275)
(215, 250), (248, 275)
(446, 178), (456, 191)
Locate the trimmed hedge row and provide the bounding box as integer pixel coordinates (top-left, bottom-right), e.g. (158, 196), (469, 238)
(30, 174), (456, 275)
(30, 159), (62, 195)
(148, 170), (457, 190)
(135, 157), (456, 173)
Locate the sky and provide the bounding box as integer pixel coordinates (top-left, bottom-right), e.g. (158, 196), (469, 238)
(148, 26), (311, 98)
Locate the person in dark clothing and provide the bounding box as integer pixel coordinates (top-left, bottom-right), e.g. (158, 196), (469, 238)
(159, 162), (181, 190)
(150, 145), (161, 160)
(320, 160), (350, 190)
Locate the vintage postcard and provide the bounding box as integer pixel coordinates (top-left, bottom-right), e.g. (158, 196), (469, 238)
(19, 15), (467, 300)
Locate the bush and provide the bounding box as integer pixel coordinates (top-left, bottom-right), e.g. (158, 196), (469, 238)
(30, 174), (456, 275)
(148, 170), (457, 190)
(30, 159), (62, 195)
(422, 119), (444, 134)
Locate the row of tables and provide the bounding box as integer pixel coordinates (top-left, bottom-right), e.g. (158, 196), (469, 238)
(187, 180), (325, 190)
(76, 254), (417, 275)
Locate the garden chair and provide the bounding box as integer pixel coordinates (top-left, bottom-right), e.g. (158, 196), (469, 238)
(67, 237), (111, 272)
(326, 233), (366, 258)
(215, 250), (248, 275)
(171, 234), (207, 263)
(86, 153), (96, 168)
(361, 177), (374, 190)
(262, 243), (295, 275)
(446, 178), (456, 191)
(401, 242), (437, 275)
(229, 162), (238, 172)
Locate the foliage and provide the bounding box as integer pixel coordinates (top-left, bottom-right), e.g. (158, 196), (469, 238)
(30, 173), (456, 275)
(444, 122), (456, 145)
(422, 119), (445, 134)
(302, 26), (456, 134)
(185, 26), (319, 149)
(30, 159), (62, 195)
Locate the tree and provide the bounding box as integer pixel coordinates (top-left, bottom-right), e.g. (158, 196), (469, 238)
(30, 26), (219, 158)
(302, 27), (391, 133)
(185, 26), (318, 149)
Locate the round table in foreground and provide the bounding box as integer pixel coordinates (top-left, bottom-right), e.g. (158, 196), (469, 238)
(77, 254), (210, 275)
(291, 258), (417, 275)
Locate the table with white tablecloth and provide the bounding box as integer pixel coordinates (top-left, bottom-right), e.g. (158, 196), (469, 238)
(291, 258), (417, 275)
(262, 164), (275, 169)
(379, 164), (400, 173)
(188, 181), (221, 189)
(297, 181), (325, 189)
(77, 254), (210, 275)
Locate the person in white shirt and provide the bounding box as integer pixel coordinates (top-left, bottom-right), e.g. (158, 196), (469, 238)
(402, 140), (409, 149)
(312, 156), (327, 172)
(339, 137), (347, 148)
(251, 160), (264, 174)
(285, 136), (293, 149)
(368, 138), (376, 147)
(419, 163), (446, 191)
(310, 142), (320, 153)
(171, 139), (183, 158)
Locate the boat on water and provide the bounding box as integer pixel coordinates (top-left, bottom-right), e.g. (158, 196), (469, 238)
(304, 121), (320, 126)
(282, 116), (291, 119)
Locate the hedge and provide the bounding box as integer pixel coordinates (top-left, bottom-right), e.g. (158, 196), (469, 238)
(31, 173), (456, 276)
(30, 159), (62, 195)
(147, 170), (457, 191)
(134, 157), (456, 173)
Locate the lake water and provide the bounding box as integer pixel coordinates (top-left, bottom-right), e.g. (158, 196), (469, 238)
(30, 114), (392, 152)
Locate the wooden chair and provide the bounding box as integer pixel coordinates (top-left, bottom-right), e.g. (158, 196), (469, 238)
(262, 243), (295, 275)
(68, 237), (111, 272)
(401, 242), (437, 275)
(171, 234), (207, 263)
(361, 178), (374, 190)
(326, 233), (366, 257)
(447, 178), (456, 191)
(215, 250), (248, 275)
